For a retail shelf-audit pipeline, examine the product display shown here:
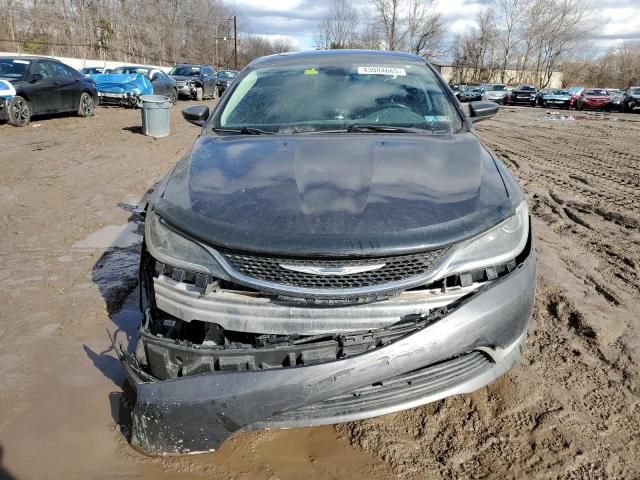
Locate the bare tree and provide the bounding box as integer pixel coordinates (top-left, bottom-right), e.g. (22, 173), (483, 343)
(406, 0), (444, 57)
(373, 0), (405, 50)
(314, 0), (359, 49)
(492, 0), (526, 82)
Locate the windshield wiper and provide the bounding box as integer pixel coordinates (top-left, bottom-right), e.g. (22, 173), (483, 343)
(211, 127), (275, 135)
(288, 125), (436, 135)
(346, 124), (431, 134)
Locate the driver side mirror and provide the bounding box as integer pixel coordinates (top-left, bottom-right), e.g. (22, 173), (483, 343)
(30, 73), (43, 83)
(182, 105), (209, 126)
(469, 101), (499, 122)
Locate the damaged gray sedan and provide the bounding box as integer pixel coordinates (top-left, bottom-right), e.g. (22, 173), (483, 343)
(119, 50), (535, 455)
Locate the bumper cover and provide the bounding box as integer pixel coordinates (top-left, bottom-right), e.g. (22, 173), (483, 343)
(120, 251), (535, 455)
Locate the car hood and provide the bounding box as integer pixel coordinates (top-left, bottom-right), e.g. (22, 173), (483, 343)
(155, 133), (517, 256)
(92, 73), (153, 94)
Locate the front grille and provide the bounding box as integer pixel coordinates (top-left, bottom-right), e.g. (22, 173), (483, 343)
(220, 247), (450, 289)
(273, 351), (492, 421)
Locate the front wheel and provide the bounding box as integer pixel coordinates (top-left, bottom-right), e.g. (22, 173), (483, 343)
(77, 92), (95, 117)
(170, 88), (178, 105)
(212, 86), (219, 100)
(7, 95), (31, 126)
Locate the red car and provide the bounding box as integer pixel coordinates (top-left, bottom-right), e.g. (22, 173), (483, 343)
(576, 88), (611, 111)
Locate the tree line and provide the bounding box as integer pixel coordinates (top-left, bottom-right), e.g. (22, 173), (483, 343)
(315, 0), (605, 89)
(0, 0), (294, 69)
(315, 0), (445, 58)
(562, 41), (640, 89)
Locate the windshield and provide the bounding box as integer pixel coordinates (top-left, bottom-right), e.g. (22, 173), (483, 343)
(585, 89), (607, 96)
(488, 85), (506, 91)
(517, 85), (535, 91)
(112, 66), (149, 76)
(547, 89), (568, 95)
(216, 61), (462, 134)
(169, 66), (200, 76)
(629, 88), (640, 95)
(218, 71), (237, 79)
(0, 59), (30, 79)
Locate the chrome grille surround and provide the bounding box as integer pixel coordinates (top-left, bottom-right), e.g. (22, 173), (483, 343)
(219, 247), (451, 290)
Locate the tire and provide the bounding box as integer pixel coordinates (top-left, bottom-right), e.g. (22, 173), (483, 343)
(7, 95), (31, 127)
(212, 86), (219, 100)
(195, 87), (203, 102)
(77, 92), (95, 117)
(170, 88), (178, 105)
(543, 101), (549, 109)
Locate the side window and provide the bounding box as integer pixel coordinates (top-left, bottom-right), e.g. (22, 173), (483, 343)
(50, 62), (73, 78)
(32, 61), (55, 80)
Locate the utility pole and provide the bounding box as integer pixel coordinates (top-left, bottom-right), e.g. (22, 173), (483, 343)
(232, 15), (238, 70)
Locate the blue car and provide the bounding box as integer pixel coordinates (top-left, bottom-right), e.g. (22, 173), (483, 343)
(93, 65), (177, 107)
(540, 89), (571, 109)
(92, 72), (153, 107)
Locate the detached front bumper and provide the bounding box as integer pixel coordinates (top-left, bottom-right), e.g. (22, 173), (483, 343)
(97, 91), (139, 107)
(119, 248), (535, 455)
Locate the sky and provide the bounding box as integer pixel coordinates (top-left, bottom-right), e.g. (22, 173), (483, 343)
(230, 0), (640, 54)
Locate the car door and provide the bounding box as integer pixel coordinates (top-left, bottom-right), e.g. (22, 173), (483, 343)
(49, 62), (80, 111)
(203, 67), (215, 96)
(150, 69), (168, 95)
(22, 60), (58, 114)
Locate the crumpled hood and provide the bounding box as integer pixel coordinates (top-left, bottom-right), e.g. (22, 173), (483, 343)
(156, 133), (518, 255)
(92, 73), (152, 94)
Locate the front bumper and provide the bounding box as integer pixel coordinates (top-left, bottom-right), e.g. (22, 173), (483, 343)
(177, 83), (196, 97)
(119, 249), (535, 455)
(97, 91), (139, 107)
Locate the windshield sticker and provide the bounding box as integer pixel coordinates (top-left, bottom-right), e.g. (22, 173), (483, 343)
(304, 68), (318, 75)
(357, 66), (406, 76)
(13, 59), (31, 64)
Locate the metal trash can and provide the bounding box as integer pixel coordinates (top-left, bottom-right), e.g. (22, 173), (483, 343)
(140, 95), (171, 137)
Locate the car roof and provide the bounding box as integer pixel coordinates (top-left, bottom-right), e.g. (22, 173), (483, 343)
(174, 64), (210, 67)
(249, 49), (426, 67)
(0, 56), (63, 62)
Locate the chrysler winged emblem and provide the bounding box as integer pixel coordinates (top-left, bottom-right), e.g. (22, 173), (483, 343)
(279, 263), (386, 276)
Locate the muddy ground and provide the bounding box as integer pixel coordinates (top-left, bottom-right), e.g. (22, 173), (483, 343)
(0, 104), (639, 479)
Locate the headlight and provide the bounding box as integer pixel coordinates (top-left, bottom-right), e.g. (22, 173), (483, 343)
(145, 210), (228, 279)
(439, 201), (529, 277)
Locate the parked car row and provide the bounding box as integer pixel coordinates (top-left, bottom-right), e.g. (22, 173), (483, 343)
(449, 81), (640, 112)
(0, 56), (238, 126)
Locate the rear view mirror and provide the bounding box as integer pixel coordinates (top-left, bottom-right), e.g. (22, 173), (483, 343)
(469, 101), (499, 122)
(182, 105), (209, 126)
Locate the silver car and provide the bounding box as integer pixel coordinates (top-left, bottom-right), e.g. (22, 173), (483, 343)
(485, 84), (508, 104)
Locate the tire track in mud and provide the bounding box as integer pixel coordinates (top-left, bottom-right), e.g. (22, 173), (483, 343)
(342, 108), (640, 479)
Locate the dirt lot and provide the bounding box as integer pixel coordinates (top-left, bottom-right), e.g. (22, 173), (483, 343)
(0, 104), (639, 479)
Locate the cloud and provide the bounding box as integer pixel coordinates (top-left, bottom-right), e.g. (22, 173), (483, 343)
(232, 0), (640, 51)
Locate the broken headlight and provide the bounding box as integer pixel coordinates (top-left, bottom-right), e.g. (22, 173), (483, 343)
(440, 201), (529, 277)
(145, 210), (228, 279)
